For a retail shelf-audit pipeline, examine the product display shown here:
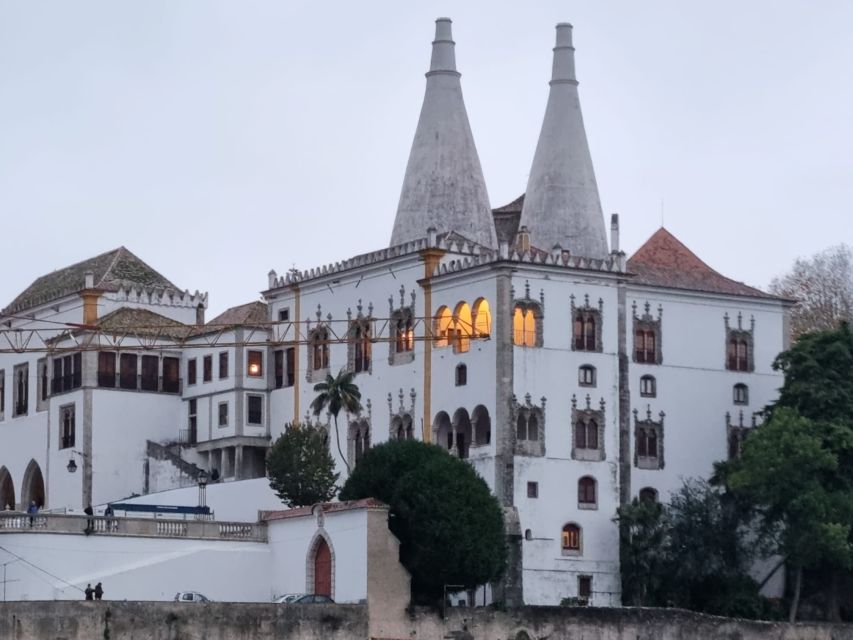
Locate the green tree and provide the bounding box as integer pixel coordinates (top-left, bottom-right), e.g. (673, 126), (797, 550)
(717, 324), (853, 620)
(339, 439), (506, 603)
(617, 497), (668, 606)
(266, 422), (339, 507)
(310, 369), (362, 473)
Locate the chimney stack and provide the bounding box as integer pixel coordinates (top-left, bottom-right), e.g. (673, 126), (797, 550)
(610, 214), (620, 253)
(80, 270), (100, 325)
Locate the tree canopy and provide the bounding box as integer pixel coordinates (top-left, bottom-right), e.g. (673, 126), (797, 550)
(717, 325), (853, 620)
(769, 244), (853, 338)
(266, 422), (339, 508)
(339, 439), (506, 603)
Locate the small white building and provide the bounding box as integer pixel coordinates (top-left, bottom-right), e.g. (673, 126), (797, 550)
(0, 18), (791, 607)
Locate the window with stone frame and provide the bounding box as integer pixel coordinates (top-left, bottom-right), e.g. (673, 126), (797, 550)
(571, 395), (605, 461)
(98, 352), (116, 388)
(388, 287), (416, 364)
(348, 416), (371, 468)
(733, 383), (749, 405)
(187, 358), (197, 386)
(513, 394), (546, 457)
(13, 363), (28, 417)
(59, 403), (75, 449)
(247, 394), (264, 425)
(52, 352), (82, 395)
(247, 350), (264, 377)
(390, 413), (414, 441)
(634, 406), (665, 470)
(639, 375), (656, 398)
(578, 575), (593, 600)
(725, 313), (755, 372)
(347, 304), (373, 375)
(388, 389), (416, 442)
(203, 355), (213, 382)
(307, 326), (331, 382)
(578, 365), (596, 387)
(218, 401), (228, 427)
(36, 358), (48, 411)
(219, 352), (229, 379)
(578, 476), (597, 509)
(632, 301), (663, 364)
(571, 294), (603, 353)
(512, 281), (544, 348)
(561, 523), (582, 556)
(726, 410), (755, 460)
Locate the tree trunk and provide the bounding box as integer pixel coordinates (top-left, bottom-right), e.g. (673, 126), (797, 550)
(826, 568), (841, 622)
(332, 414), (350, 474)
(789, 565), (803, 623)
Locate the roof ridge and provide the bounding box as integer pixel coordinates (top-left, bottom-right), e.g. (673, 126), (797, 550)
(97, 246), (127, 288)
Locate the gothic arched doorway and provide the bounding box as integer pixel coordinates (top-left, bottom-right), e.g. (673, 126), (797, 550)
(0, 466), (15, 510)
(314, 537), (332, 597)
(21, 460), (45, 509)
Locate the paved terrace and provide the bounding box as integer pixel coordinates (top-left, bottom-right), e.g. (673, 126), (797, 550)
(0, 512), (266, 542)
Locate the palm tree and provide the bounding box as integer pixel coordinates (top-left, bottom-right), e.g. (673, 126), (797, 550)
(310, 369), (362, 473)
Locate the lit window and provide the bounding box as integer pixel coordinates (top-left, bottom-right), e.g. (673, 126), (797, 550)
(453, 302), (472, 353)
(512, 305), (538, 347)
(473, 298), (491, 337)
(435, 307), (452, 348)
(561, 523), (581, 554)
(247, 351), (263, 377)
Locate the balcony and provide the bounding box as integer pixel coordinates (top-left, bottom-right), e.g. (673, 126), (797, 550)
(0, 513), (267, 542)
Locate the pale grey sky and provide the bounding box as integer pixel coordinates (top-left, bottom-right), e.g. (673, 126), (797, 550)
(1, 2), (851, 317)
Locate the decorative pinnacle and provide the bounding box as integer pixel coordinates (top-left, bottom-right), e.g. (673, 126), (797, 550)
(551, 23), (577, 86)
(429, 17), (458, 76)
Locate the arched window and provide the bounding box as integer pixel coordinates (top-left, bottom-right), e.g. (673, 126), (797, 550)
(572, 306), (602, 353)
(395, 317), (414, 354)
(472, 405), (491, 447)
(727, 336), (752, 372)
(455, 364), (467, 386)
(512, 305), (538, 347)
(473, 299), (491, 337)
(635, 329), (657, 363)
(561, 523), (582, 555)
(516, 411), (540, 442)
(640, 375), (656, 398)
(575, 419), (598, 450)
(636, 428), (658, 459)
(452, 408), (472, 459)
(578, 476), (597, 508)
(435, 307), (452, 348)
(453, 302), (472, 354)
(733, 383), (748, 405)
(350, 322), (371, 374)
(639, 487), (658, 504)
(578, 365), (596, 387)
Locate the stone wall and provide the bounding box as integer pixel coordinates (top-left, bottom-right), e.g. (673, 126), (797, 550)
(405, 606), (853, 640)
(0, 601), (367, 640)
(2, 601), (853, 640)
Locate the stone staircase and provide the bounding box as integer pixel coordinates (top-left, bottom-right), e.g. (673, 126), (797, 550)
(146, 440), (205, 482)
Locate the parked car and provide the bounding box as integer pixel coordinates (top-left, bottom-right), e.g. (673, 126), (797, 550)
(174, 591), (211, 603)
(274, 593), (334, 604)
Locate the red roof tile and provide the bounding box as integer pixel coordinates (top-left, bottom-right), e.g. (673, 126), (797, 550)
(627, 228), (775, 299)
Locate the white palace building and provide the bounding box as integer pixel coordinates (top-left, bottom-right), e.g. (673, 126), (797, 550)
(0, 20), (790, 607)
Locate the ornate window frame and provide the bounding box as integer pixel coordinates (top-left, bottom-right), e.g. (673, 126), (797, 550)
(633, 406), (665, 470)
(733, 383), (749, 406)
(571, 394), (605, 461)
(512, 281), (544, 348)
(639, 375), (656, 398)
(578, 476), (597, 510)
(725, 313), (755, 372)
(726, 410), (757, 460)
(306, 304), (331, 383)
(388, 388), (416, 441)
(578, 364), (596, 388)
(571, 294), (603, 353)
(346, 300), (373, 375)
(347, 402), (372, 468)
(632, 301), (663, 364)
(512, 393), (546, 457)
(389, 286), (416, 365)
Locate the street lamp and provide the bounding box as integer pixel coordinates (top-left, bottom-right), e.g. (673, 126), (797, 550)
(197, 470), (208, 510)
(66, 450), (87, 473)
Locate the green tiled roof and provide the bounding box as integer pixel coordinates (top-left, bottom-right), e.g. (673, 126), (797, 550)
(3, 247), (180, 315)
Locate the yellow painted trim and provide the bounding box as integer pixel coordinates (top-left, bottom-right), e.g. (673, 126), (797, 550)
(419, 248), (444, 444)
(293, 286), (301, 422)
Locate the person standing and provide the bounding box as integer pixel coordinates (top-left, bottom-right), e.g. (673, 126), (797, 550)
(84, 504), (94, 535)
(27, 501), (38, 527)
(94, 582), (104, 600)
(84, 584), (94, 600)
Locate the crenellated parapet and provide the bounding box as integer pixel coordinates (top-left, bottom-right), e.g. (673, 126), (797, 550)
(111, 283), (208, 309)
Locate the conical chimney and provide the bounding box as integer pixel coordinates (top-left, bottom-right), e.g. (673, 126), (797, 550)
(519, 23), (608, 258)
(390, 18), (497, 248)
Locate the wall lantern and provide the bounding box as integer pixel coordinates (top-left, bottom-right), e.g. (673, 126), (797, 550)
(66, 449), (87, 473)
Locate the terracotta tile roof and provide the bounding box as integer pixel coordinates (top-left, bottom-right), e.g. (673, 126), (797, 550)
(3, 247), (181, 315)
(492, 194), (524, 214)
(627, 228), (775, 299)
(260, 498), (388, 522)
(492, 195), (524, 246)
(50, 307), (192, 343)
(207, 301), (269, 327)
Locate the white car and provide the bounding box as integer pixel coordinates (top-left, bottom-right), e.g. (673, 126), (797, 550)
(174, 591), (211, 603)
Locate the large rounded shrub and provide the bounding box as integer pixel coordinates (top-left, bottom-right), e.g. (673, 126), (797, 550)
(339, 439), (506, 602)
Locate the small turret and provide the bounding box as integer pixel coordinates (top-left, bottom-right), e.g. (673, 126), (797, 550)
(390, 18), (497, 248)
